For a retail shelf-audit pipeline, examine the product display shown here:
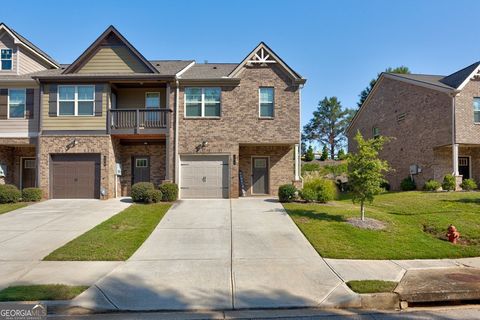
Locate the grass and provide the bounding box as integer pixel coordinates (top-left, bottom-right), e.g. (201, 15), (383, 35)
(284, 191), (480, 259)
(44, 203), (171, 261)
(0, 202), (28, 215)
(346, 280), (398, 294)
(0, 284), (88, 301)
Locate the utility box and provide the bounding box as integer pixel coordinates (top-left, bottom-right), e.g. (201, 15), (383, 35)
(115, 163), (122, 176)
(0, 164), (6, 177)
(409, 164), (420, 175)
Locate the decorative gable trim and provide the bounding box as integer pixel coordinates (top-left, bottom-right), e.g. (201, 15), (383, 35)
(0, 23), (59, 69)
(63, 25), (158, 74)
(228, 42), (305, 84)
(456, 65), (480, 90)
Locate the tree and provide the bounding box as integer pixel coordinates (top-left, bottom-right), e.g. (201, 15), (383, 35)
(301, 133), (308, 155)
(357, 66), (410, 108)
(337, 148), (346, 160)
(320, 145), (328, 161)
(304, 145), (315, 162)
(303, 97), (352, 159)
(347, 131), (390, 221)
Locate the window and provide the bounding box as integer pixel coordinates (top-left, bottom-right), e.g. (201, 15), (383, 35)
(474, 98), (480, 123)
(24, 159), (36, 169)
(259, 87), (274, 117)
(145, 92), (160, 109)
(58, 85), (94, 116)
(136, 158), (148, 167)
(8, 89), (26, 118)
(372, 127), (380, 139)
(185, 87), (221, 117)
(1, 49), (12, 70)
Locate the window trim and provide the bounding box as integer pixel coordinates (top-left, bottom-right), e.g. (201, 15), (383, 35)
(473, 97), (480, 124)
(7, 88), (26, 119)
(57, 85), (95, 117)
(372, 126), (380, 139)
(184, 87), (221, 118)
(145, 92), (161, 109)
(258, 87), (275, 118)
(1, 49), (13, 71)
(135, 158), (148, 168)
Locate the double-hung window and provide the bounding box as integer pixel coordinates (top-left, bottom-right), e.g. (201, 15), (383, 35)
(8, 89), (26, 118)
(185, 87), (221, 117)
(259, 87), (274, 118)
(1, 49), (12, 70)
(58, 85), (94, 116)
(473, 97), (480, 123)
(373, 127), (380, 139)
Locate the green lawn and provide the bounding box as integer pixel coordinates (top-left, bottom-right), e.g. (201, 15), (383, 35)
(346, 280), (398, 294)
(284, 191), (480, 259)
(0, 203), (28, 215)
(0, 285), (88, 301)
(44, 203), (171, 261)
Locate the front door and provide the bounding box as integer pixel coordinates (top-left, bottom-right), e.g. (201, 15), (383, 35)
(132, 156), (150, 185)
(459, 157), (470, 179)
(252, 157), (269, 194)
(21, 158), (36, 189)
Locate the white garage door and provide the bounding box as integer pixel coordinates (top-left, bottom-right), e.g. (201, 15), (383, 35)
(180, 155), (229, 199)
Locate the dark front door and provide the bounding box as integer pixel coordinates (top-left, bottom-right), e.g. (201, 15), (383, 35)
(459, 157), (470, 179)
(132, 156), (150, 185)
(21, 158), (36, 189)
(252, 157), (269, 194)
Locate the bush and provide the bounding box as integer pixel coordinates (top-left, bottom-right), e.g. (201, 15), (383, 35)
(302, 162), (321, 174)
(278, 184), (297, 203)
(304, 146), (315, 162)
(302, 178), (337, 203)
(159, 183), (178, 202)
(442, 174), (456, 191)
(131, 182), (155, 202)
(424, 179), (441, 191)
(0, 184), (22, 203)
(144, 189), (163, 203)
(460, 178), (477, 191)
(380, 181), (391, 191)
(300, 188), (317, 202)
(21, 188), (42, 202)
(400, 177), (416, 191)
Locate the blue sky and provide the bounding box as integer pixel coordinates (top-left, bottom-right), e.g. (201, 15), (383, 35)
(3, 0), (480, 134)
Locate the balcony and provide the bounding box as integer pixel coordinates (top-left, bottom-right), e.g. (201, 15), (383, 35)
(108, 109), (170, 135)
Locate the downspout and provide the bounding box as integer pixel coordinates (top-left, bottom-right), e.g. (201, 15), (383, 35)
(451, 92), (459, 177)
(36, 78), (42, 190)
(174, 79), (180, 187)
(296, 83), (304, 185)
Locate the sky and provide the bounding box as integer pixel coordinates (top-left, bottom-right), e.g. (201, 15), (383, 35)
(3, 0), (480, 138)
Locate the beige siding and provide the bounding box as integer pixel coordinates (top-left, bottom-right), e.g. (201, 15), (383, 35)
(0, 31), (17, 74)
(41, 84), (108, 131)
(78, 46), (151, 74)
(116, 88), (166, 109)
(18, 48), (49, 74)
(0, 84), (39, 137)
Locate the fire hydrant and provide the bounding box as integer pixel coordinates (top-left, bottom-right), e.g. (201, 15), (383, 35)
(446, 225), (460, 244)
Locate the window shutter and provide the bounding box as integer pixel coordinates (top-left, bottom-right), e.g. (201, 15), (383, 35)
(95, 84), (104, 116)
(0, 89), (7, 119)
(48, 85), (57, 117)
(25, 88), (34, 119)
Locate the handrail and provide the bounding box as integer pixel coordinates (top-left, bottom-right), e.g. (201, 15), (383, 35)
(109, 109), (169, 131)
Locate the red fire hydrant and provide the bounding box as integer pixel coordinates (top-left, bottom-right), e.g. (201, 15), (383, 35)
(446, 225), (460, 244)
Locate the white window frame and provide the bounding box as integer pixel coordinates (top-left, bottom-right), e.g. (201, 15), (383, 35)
(145, 92), (161, 109)
(259, 87), (275, 118)
(373, 127), (380, 138)
(135, 158), (148, 168)
(7, 88), (26, 119)
(1, 49), (13, 71)
(184, 87), (221, 118)
(473, 97), (480, 124)
(57, 85), (95, 117)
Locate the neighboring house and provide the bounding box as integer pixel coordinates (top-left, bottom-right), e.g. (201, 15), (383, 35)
(347, 63), (480, 190)
(0, 23), (305, 199)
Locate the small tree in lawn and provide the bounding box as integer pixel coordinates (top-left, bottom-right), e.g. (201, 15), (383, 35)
(348, 131), (390, 221)
(305, 145), (315, 162)
(320, 145), (329, 161)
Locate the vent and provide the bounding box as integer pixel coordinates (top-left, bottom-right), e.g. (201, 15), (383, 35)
(397, 112), (406, 122)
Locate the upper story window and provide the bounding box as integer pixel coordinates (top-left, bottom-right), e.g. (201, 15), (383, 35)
(1, 49), (12, 70)
(58, 85), (94, 116)
(185, 87), (221, 118)
(259, 87), (274, 118)
(8, 89), (26, 118)
(146, 92), (160, 109)
(473, 98), (480, 123)
(372, 127), (380, 139)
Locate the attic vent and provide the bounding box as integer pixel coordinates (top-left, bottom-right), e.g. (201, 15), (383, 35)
(213, 66), (217, 69)
(397, 112), (406, 122)
(156, 63), (160, 66)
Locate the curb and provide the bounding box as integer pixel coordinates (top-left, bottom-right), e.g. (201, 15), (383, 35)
(359, 293), (401, 310)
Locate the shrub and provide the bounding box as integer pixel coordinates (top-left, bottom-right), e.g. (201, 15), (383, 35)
(460, 178), (477, 191)
(424, 179), (441, 191)
(380, 181), (391, 191)
(300, 188), (317, 202)
(144, 189), (163, 203)
(302, 162), (321, 174)
(131, 182), (155, 202)
(0, 184), (22, 203)
(21, 188), (42, 202)
(442, 174), (456, 191)
(400, 177), (416, 191)
(159, 183), (178, 202)
(303, 178), (337, 203)
(278, 184), (297, 203)
(337, 149), (347, 160)
(304, 146), (315, 162)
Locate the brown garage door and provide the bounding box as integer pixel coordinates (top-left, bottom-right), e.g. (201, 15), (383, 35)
(51, 154), (100, 199)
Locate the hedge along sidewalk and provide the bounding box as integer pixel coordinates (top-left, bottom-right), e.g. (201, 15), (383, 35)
(44, 203), (172, 261)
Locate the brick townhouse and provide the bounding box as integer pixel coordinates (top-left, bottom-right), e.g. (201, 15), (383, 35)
(0, 23), (305, 199)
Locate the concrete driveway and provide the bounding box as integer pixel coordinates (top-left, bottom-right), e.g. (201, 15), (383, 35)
(74, 198), (348, 311)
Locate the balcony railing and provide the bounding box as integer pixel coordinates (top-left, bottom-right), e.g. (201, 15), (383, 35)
(109, 109), (170, 134)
